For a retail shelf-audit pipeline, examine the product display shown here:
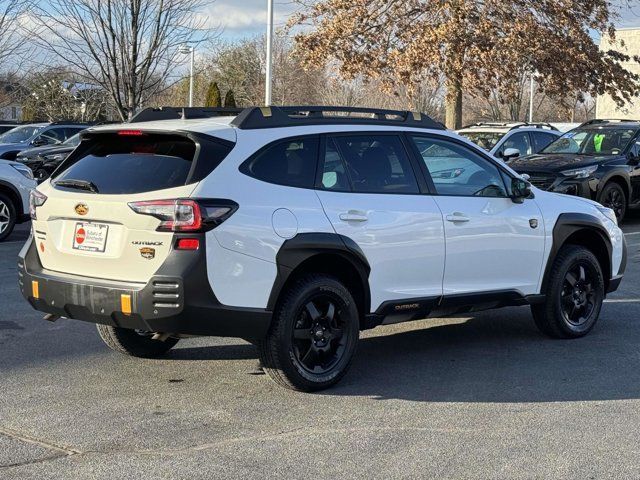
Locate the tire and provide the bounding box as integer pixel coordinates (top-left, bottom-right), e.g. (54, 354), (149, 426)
(259, 274), (360, 392)
(532, 245), (605, 339)
(96, 325), (179, 358)
(599, 182), (626, 222)
(0, 192), (17, 242)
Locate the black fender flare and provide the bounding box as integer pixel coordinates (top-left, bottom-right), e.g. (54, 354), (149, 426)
(541, 212), (614, 292)
(266, 233), (371, 313)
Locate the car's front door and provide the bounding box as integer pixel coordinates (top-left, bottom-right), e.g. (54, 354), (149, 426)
(316, 133), (445, 311)
(409, 134), (546, 296)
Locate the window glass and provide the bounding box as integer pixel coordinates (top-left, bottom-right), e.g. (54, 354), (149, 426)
(37, 128), (66, 145)
(532, 132), (557, 152)
(65, 127), (85, 139)
(542, 127), (638, 155)
(459, 131), (503, 151)
(501, 132), (531, 156)
(329, 135), (419, 194)
(320, 138), (350, 191)
(411, 136), (508, 197)
(242, 137), (318, 188)
(54, 134), (203, 194)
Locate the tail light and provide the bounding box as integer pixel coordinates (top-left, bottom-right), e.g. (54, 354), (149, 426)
(29, 190), (47, 220)
(128, 199), (237, 232)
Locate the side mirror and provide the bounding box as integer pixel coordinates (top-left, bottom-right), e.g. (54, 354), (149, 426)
(502, 148), (521, 162)
(31, 138), (46, 147)
(511, 177), (532, 204)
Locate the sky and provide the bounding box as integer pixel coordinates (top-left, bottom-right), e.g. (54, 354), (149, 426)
(211, 0), (640, 41)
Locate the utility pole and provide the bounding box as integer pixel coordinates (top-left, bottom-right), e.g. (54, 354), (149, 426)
(179, 45), (195, 107)
(528, 73), (535, 123)
(265, 0), (274, 106)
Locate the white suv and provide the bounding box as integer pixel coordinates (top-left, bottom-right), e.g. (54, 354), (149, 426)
(19, 106), (626, 391)
(0, 160), (36, 241)
(457, 122), (561, 161)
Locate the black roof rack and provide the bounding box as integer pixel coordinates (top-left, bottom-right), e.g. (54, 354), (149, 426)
(130, 106), (244, 123)
(579, 119), (640, 127)
(461, 121), (558, 131)
(230, 106), (445, 130)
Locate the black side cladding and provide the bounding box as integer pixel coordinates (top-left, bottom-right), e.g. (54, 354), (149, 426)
(267, 233), (371, 313)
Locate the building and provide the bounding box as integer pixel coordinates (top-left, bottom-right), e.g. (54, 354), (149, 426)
(596, 28), (640, 118)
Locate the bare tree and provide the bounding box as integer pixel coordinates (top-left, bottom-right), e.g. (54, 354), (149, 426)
(28, 0), (214, 120)
(0, 1), (28, 64)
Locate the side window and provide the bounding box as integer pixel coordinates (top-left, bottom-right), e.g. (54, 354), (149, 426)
(532, 132), (557, 152)
(38, 128), (66, 145)
(65, 127), (84, 139)
(241, 136), (319, 188)
(327, 134), (419, 194)
(501, 132), (532, 156)
(411, 136), (508, 197)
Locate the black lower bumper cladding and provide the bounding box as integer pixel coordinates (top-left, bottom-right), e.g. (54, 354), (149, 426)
(17, 235), (272, 341)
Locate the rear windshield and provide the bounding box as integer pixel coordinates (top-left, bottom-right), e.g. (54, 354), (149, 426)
(53, 133), (231, 194)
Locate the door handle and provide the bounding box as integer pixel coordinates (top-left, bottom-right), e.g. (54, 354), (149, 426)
(339, 210), (368, 222)
(445, 212), (471, 223)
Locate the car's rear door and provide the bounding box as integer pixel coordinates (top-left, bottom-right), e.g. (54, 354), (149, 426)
(315, 132), (445, 312)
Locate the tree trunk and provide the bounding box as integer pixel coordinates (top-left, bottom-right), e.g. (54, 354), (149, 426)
(445, 75), (463, 130)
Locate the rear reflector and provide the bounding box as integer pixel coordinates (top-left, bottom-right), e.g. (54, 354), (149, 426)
(176, 238), (200, 250)
(117, 130), (144, 136)
(32, 281), (39, 299)
(121, 294), (132, 315)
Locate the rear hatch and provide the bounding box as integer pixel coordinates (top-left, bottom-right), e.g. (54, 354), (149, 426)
(31, 129), (233, 283)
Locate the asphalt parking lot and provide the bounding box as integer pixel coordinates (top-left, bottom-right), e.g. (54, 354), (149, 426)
(2, 219), (640, 479)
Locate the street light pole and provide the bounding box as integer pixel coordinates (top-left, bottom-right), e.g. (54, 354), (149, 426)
(265, 0), (274, 106)
(528, 72), (535, 123)
(189, 47), (194, 107)
(179, 45), (195, 107)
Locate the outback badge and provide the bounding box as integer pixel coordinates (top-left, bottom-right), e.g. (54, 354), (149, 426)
(75, 203), (88, 215)
(139, 247), (155, 260)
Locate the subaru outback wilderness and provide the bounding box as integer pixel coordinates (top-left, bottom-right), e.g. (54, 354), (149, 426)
(19, 106), (626, 392)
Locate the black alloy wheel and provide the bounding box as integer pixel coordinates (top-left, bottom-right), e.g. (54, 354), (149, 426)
(560, 263), (598, 327)
(600, 182), (626, 222)
(291, 296), (349, 375)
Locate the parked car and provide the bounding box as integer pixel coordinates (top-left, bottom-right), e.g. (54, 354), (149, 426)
(0, 159), (36, 241)
(0, 122), (88, 160)
(509, 119), (640, 222)
(457, 122), (561, 161)
(19, 106), (625, 391)
(16, 132), (81, 182)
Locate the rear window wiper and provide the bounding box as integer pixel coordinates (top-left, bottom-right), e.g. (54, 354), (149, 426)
(54, 179), (100, 193)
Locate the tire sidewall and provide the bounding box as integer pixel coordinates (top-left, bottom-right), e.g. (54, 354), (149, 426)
(0, 193), (16, 242)
(277, 279), (359, 389)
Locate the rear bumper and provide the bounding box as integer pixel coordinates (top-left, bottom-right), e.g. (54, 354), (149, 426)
(18, 236), (272, 341)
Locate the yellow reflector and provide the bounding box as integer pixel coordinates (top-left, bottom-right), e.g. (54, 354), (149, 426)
(121, 294), (132, 315)
(32, 281), (39, 299)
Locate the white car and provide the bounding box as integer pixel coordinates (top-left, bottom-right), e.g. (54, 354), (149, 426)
(0, 160), (36, 241)
(457, 122), (562, 161)
(19, 106), (626, 391)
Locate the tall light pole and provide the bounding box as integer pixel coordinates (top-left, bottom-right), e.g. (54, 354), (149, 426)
(265, 0), (274, 106)
(528, 72), (535, 123)
(179, 45), (195, 107)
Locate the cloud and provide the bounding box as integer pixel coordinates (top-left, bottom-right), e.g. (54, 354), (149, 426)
(203, 0), (299, 32)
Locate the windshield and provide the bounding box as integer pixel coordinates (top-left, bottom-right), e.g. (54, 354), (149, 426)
(0, 125), (44, 144)
(542, 127), (638, 155)
(63, 133), (81, 147)
(459, 132), (504, 151)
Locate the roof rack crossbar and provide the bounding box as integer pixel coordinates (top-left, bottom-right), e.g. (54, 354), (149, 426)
(231, 105), (445, 130)
(129, 106), (244, 123)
